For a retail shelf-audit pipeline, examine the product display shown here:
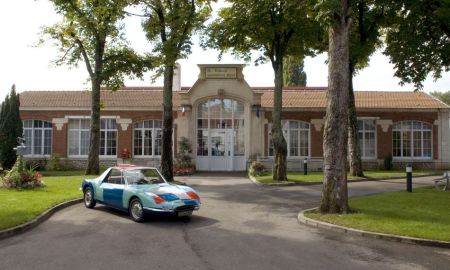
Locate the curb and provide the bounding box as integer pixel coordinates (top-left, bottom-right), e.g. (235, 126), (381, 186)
(0, 198), (83, 241)
(251, 173), (440, 187)
(298, 207), (450, 249)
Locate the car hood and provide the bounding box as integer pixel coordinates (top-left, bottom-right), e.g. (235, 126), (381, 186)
(130, 183), (193, 200)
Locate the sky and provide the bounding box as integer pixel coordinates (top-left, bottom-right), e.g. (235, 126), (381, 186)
(1, 0), (449, 101)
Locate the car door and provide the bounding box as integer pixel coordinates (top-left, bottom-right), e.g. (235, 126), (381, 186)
(100, 169), (125, 209)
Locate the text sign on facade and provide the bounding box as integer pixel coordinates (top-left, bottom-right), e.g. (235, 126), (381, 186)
(205, 68), (237, 79)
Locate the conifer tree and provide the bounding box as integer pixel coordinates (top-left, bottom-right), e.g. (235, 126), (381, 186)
(0, 85), (23, 169)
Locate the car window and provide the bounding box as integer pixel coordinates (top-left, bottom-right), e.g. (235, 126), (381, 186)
(124, 169), (166, 185)
(106, 169), (124, 185)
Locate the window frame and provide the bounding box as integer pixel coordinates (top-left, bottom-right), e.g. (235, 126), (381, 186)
(67, 117), (118, 158)
(268, 120), (311, 158)
(132, 120), (162, 158)
(392, 120), (433, 160)
(23, 120), (53, 157)
(357, 119), (377, 160)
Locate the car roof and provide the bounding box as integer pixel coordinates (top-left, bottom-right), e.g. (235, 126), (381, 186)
(111, 165), (158, 171)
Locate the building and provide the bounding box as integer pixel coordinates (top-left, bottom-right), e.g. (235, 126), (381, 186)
(19, 64), (450, 171)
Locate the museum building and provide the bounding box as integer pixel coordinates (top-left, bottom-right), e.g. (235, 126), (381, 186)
(19, 64), (450, 171)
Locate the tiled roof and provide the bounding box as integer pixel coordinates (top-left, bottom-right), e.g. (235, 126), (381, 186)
(258, 90), (449, 109)
(20, 90), (180, 109)
(19, 89), (449, 110)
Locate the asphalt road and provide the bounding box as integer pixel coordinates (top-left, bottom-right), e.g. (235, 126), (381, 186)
(0, 174), (449, 270)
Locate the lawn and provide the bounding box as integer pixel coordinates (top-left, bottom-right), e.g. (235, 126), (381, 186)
(305, 188), (450, 241)
(0, 173), (96, 230)
(254, 170), (440, 184)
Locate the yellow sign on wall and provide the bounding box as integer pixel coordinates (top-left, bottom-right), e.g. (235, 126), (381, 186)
(205, 67), (237, 79)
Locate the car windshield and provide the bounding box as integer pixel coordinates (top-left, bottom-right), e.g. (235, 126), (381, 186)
(124, 168), (166, 185)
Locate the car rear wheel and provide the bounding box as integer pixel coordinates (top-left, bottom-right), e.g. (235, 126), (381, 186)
(83, 187), (96, 209)
(129, 198), (145, 222)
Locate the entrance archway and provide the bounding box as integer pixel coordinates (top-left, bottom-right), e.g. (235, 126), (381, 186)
(196, 98), (246, 171)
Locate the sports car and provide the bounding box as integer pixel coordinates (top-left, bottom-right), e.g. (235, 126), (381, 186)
(80, 165), (200, 222)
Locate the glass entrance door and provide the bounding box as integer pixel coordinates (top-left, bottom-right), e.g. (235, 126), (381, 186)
(209, 129), (232, 171)
(196, 98), (246, 171)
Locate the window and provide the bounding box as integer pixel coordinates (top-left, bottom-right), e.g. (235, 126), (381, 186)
(393, 121), (432, 158)
(268, 120), (310, 157)
(133, 120), (162, 157)
(358, 119), (376, 158)
(23, 120), (52, 156)
(105, 169), (124, 184)
(68, 118), (117, 157)
(100, 119), (117, 156)
(196, 98), (245, 156)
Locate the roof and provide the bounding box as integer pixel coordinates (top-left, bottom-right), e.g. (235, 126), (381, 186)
(19, 88), (449, 110)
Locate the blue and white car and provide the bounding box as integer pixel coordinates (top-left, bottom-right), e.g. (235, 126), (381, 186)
(81, 165), (200, 222)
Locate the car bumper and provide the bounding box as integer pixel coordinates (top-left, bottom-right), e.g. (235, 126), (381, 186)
(143, 205), (200, 215)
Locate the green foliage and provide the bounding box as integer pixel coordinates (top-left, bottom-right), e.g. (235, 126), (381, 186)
(141, 0), (212, 74)
(1, 157), (44, 189)
(46, 154), (67, 171)
(384, 0), (450, 89)
(249, 161), (266, 177)
(430, 90), (450, 105)
(384, 153), (393, 171)
(0, 85), (23, 169)
(204, 0), (323, 64)
(25, 159), (47, 172)
(174, 137), (195, 176)
(41, 0), (152, 90)
(283, 56), (307, 86)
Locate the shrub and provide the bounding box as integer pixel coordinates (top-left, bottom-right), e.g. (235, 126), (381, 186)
(26, 159), (47, 171)
(249, 160), (266, 177)
(384, 153), (393, 171)
(174, 137), (195, 176)
(1, 157), (44, 189)
(47, 154), (65, 171)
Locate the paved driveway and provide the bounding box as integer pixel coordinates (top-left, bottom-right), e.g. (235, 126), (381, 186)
(0, 174), (448, 270)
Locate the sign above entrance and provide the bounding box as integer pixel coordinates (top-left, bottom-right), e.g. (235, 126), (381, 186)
(205, 67), (237, 79)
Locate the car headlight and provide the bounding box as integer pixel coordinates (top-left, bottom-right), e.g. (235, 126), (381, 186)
(186, 191), (200, 201)
(146, 192), (166, 204)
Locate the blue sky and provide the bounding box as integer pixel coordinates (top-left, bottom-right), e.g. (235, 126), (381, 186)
(1, 0), (449, 100)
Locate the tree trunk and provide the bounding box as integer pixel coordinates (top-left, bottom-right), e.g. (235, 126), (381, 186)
(161, 64), (174, 181)
(348, 64), (364, 177)
(86, 79), (101, 175)
(272, 59), (287, 181)
(321, 2), (351, 214)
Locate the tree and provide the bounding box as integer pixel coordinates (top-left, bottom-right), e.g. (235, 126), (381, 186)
(42, 0), (151, 174)
(347, 0), (387, 177)
(139, 0), (211, 181)
(384, 0), (450, 89)
(318, 0), (352, 213)
(283, 56), (307, 86)
(205, 0), (322, 180)
(0, 85), (23, 169)
(431, 90), (450, 105)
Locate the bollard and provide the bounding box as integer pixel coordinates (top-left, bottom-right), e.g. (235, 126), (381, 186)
(304, 158), (308, 175)
(406, 164), (412, 192)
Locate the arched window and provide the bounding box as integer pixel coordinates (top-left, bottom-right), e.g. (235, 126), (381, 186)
(23, 120), (52, 156)
(269, 120), (310, 157)
(133, 120), (162, 157)
(197, 98), (245, 157)
(393, 121), (432, 158)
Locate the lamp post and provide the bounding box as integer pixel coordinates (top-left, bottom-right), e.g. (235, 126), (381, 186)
(304, 158), (308, 175)
(406, 164), (412, 192)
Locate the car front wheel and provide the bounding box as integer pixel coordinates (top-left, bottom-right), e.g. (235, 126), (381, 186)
(129, 198), (145, 222)
(83, 187), (96, 209)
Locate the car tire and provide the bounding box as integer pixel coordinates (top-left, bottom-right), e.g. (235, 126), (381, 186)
(83, 187), (96, 209)
(129, 198), (145, 222)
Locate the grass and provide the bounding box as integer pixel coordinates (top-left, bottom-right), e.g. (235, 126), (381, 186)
(0, 173), (96, 231)
(254, 170), (440, 184)
(305, 187), (450, 241)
